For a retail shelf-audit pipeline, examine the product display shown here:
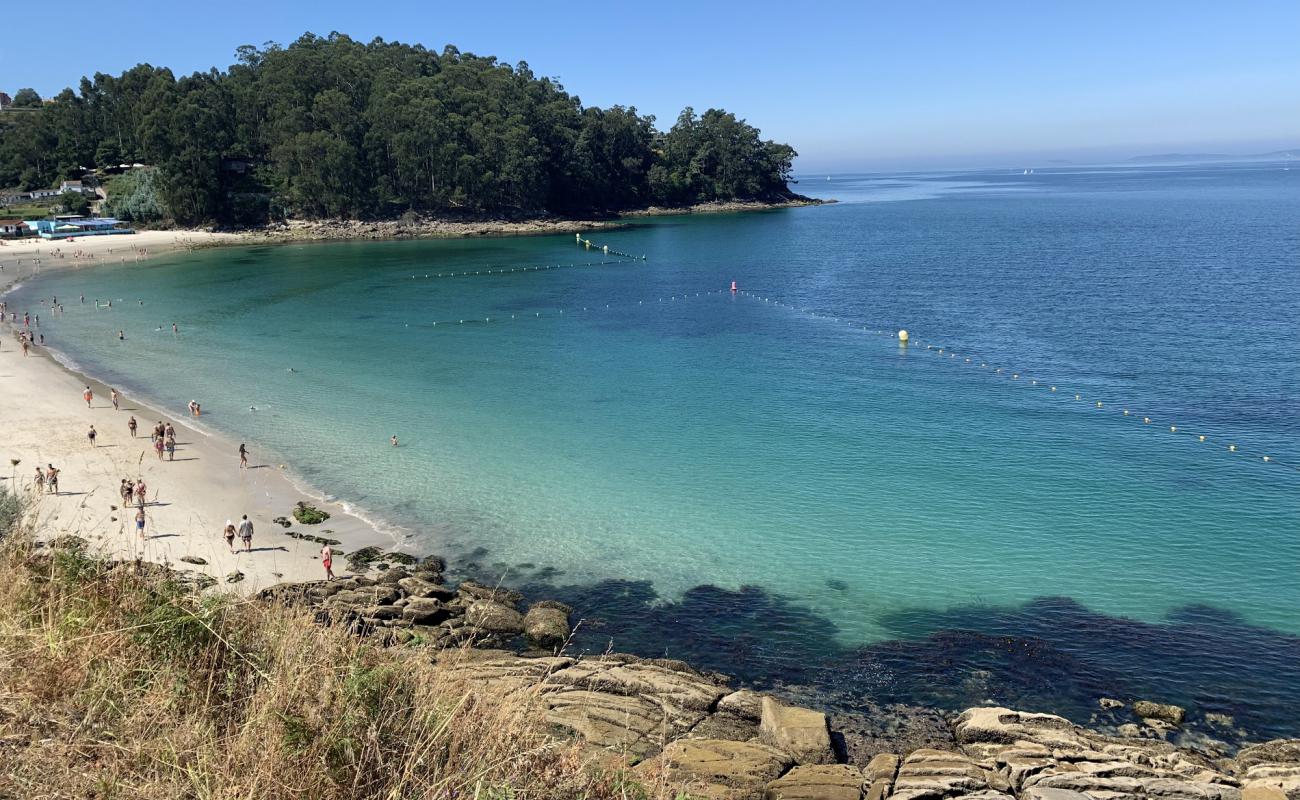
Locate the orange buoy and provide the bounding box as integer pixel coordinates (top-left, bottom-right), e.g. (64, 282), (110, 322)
(730, 281), (737, 292)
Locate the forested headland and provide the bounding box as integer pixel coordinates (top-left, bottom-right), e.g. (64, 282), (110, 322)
(0, 33), (805, 226)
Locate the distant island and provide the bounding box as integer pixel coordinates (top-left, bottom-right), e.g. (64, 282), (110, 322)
(0, 32), (809, 227)
(1126, 149), (1297, 164)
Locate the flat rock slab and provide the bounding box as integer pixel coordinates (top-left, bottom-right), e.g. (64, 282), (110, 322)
(643, 738), (795, 800)
(433, 649), (572, 694)
(546, 658), (728, 715)
(542, 689), (697, 757)
(765, 764), (865, 800)
(761, 697), (834, 765)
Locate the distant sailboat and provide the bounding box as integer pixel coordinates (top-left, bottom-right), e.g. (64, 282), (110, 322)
(826, 175), (831, 181)
(1023, 169), (1029, 175)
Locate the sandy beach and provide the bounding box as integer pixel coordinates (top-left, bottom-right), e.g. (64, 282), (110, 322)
(0, 230), (400, 592)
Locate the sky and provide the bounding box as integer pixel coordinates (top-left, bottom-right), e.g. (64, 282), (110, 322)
(2, 1), (1298, 172)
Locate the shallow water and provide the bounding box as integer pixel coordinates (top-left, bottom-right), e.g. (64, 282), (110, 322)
(8, 162), (1300, 736)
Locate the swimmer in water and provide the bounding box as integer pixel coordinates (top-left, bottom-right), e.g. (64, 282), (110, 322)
(391, 435), (399, 447)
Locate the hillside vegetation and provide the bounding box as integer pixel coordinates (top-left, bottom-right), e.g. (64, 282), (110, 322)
(0, 33), (800, 225)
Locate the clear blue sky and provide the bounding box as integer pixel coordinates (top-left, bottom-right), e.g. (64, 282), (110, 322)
(3, 1), (1297, 171)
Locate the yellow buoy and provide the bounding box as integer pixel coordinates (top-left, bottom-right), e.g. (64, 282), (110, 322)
(1199, 435), (1206, 442)
(1123, 410), (1130, 416)
(1170, 425), (1177, 433)
(1096, 401), (1103, 408)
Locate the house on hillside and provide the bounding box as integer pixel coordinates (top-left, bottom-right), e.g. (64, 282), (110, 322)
(0, 92), (11, 110)
(59, 180), (95, 194)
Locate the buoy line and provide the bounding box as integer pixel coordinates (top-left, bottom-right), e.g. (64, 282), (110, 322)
(406, 256), (638, 282)
(732, 289), (1300, 475)
(417, 287), (735, 329)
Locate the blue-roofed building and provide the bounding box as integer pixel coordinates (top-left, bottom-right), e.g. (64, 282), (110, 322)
(29, 216), (134, 239)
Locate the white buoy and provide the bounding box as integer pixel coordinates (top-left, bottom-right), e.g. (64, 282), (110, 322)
(898, 329), (909, 344)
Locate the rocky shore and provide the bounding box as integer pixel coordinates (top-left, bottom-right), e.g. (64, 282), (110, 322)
(29, 532), (1300, 800)
(241, 556), (1300, 800)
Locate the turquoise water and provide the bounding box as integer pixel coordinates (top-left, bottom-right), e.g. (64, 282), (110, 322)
(8, 162), (1300, 735)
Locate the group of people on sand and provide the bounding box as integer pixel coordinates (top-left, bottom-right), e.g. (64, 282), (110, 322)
(221, 515), (257, 554)
(33, 464), (61, 494)
(120, 478), (151, 539)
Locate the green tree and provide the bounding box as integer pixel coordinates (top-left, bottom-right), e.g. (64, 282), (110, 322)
(10, 88), (42, 107)
(59, 190), (90, 215)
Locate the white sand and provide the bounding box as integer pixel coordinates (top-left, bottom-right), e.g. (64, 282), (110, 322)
(1, 231), (400, 592)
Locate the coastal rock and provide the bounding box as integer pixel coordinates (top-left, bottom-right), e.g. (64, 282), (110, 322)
(641, 738), (794, 800)
(180, 555), (207, 565)
(376, 567), (411, 584)
(1099, 698), (1127, 710)
(719, 690), (768, 721)
(226, 570), (245, 583)
(465, 600), (526, 634)
(432, 649), (572, 694)
(765, 764), (865, 800)
(523, 602), (571, 650)
(760, 697), (834, 765)
(1134, 701), (1187, 726)
(1237, 741), (1300, 770)
(400, 597), (450, 625)
(326, 585), (401, 609)
(457, 580), (523, 606)
(890, 748), (989, 800)
(544, 656), (729, 716)
(954, 707), (1082, 750)
(398, 576), (456, 600)
(865, 753), (900, 800)
(1237, 741), (1300, 800)
(542, 689), (698, 756)
(360, 605), (402, 622)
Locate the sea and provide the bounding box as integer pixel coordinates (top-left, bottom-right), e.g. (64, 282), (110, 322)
(6, 162), (1300, 739)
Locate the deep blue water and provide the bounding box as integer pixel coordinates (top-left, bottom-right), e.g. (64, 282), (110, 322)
(7, 162), (1300, 738)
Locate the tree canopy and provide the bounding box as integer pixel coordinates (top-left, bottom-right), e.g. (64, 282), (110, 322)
(0, 33), (799, 225)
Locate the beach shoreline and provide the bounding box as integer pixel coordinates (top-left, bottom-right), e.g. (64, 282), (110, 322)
(0, 231), (411, 594)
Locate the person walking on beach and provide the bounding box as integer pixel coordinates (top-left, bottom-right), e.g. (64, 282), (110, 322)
(121, 479), (133, 506)
(83, 386), (93, 408)
(237, 515), (254, 552)
(165, 436), (176, 461)
(135, 507), (146, 540)
(239, 443), (249, 469)
(223, 520), (237, 553)
(34, 466), (45, 492)
(321, 544), (335, 580)
(134, 479), (147, 507)
(153, 435), (165, 460)
(87, 425), (97, 447)
(127, 416), (137, 437)
(110, 388), (120, 411)
(45, 464), (59, 495)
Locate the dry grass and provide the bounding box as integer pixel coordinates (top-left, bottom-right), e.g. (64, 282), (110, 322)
(0, 491), (663, 799)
